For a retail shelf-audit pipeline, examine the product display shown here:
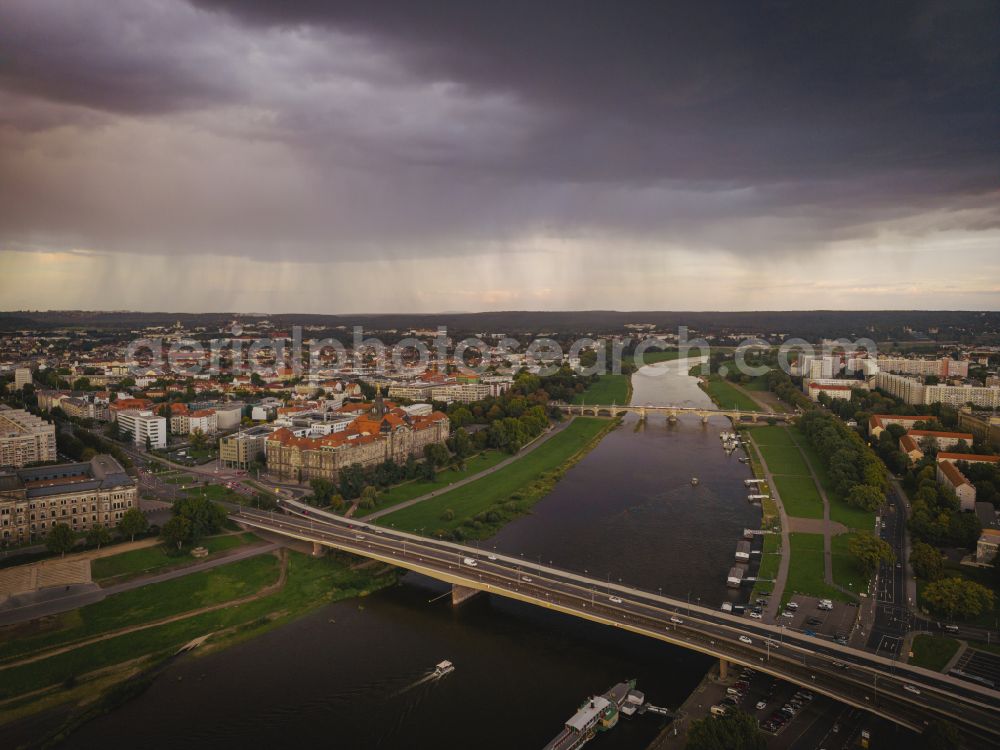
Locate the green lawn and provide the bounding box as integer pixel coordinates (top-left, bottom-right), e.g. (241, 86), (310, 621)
(373, 451), (509, 510)
(90, 533), (258, 583)
(0, 552), (394, 702)
(791, 428), (875, 531)
(701, 377), (760, 412)
(756, 442), (810, 477)
(757, 553), (780, 581)
(785, 533), (854, 604)
(830, 533), (870, 594)
(772, 475), (823, 519)
(748, 426), (797, 447)
(378, 418), (613, 537)
(0, 555), (279, 665)
(910, 635), (961, 671)
(572, 374), (630, 405)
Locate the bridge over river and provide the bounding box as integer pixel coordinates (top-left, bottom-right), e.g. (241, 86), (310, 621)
(235, 500), (1000, 745)
(557, 403), (798, 422)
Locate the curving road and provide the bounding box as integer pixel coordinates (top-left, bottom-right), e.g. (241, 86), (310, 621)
(233, 499), (1000, 746)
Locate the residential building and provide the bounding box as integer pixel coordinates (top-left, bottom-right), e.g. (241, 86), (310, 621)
(868, 414), (924, 438)
(169, 403), (219, 435)
(923, 383), (1000, 409)
(14, 367), (32, 389)
(0, 454), (136, 544)
(898, 430), (974, 462)
(109, 398), (153, 420)
(219, 425), (274, 470)
(266, 396), (449, 483)
(935, 452), (1000, 511)
(116, 410), (167, 450)
(873, 372), (926, 405)
(431, 382), (492, 403)
(875, 357), (968, 379)
(0, 406), (57, 468)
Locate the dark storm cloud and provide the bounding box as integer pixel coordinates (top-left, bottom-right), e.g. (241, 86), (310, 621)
(193, 0), (1000, 187)
(0, 0), (997, 270)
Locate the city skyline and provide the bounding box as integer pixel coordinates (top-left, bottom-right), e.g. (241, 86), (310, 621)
(1, 0), (998, 312)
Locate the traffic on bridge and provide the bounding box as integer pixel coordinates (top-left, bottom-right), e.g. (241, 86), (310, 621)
(234, 499), (1000, 746)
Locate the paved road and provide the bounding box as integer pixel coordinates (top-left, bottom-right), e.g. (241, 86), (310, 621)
(0, 542), (278, 627)
(364, 420), (575, 521)
(234, 499), (1000, 745)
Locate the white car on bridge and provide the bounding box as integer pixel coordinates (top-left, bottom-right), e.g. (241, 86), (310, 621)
(739, 635), (753, 645)
(463, 557), (478, 567)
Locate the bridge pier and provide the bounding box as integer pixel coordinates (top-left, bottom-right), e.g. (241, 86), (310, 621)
(701, 415), (709, 425)
(311, 541), (327, 557)
(719, 658), (729, 680)
(451, 584), (481, 606)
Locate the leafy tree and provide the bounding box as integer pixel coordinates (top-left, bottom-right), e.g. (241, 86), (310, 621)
(338, 463), (367, 501)
(910, 541), (943, 581)
(46, 523), (76, 556)
(118, 507), (149, 542)
(172, 496), (226, 540)
(86, 525), (112, 550)
(450, 427), (473, 459)
(685, 709), (765, 750)
(847, 484), (883, 512)
(423, 442), (450, 468)
(161, 515), (192, 550)
(359, 485), (378, 509)
(922, 576), (995, 620)
(309, 478), (337, 506)
(848, 532), (895, 576)
(190, 428), (207, 450)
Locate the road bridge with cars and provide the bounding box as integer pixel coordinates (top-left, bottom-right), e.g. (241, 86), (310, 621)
(234, 500), (1000, 745)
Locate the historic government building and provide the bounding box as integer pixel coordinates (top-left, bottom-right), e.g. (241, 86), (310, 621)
(265, 396), (450, 483)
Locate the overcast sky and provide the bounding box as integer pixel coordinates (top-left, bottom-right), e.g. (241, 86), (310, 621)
(1, 0), (998, 313)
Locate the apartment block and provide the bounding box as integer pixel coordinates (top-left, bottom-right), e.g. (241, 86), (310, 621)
(0, 406), (57, 468)
(116, 410), (167, 450)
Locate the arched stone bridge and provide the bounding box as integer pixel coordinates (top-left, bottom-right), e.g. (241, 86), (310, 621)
(558, 403), (798, 423)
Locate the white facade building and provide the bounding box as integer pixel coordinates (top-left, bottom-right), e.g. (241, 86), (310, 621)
(116, 410), (167, 450)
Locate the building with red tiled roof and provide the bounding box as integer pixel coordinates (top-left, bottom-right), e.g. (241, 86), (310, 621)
(898, 430), (974, 462)
(936, 459), (977, 511)
(265, 395), (449, 483)
(869, 414), (924, 438)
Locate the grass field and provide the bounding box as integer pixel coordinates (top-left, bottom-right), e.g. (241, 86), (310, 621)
(791, 428), (875, 531)
(749, 426), (796, 447)
(909, 635), (961, 671)
(700, 376), (760, 412)
(0, 552), (394, 705)
(756, 442), (810, 477)
(377, 418), (613, 537)
(785, 533), (854, 604)
(572, 374), (630, 405)
(373, 451), (509, 510)
(0, 554), (279, 665)
(90, 533), (259, 583)
(830, 533), (870, 594)
(772, 475), (823, 519)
